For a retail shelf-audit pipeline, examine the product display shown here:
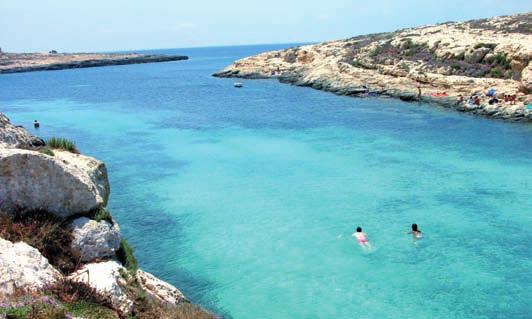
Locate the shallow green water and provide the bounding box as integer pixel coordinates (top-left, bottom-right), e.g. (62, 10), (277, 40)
(1, 45), (531, 318)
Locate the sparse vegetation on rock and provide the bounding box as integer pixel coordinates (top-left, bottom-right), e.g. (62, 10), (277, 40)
(214, 12), (532, 122)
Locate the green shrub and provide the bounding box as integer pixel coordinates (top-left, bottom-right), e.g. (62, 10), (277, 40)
(402, 38), (416, 50)
(399, 62), (410, 72)
(451, 63), (461, 70)
(370, 46), (382, 57)
(38, 147), (55, 157)
(0, 303), (65, 319)
(1, 306), (31, 319)
(117, 239), (138, 273)
(46, 137), (79, 153)
(351, 59), (364, 67)
(91, 208), (114, 224)
(66, 301), (117, 319)
(490, 68), (504, 78)
(493, 52), (511, 69)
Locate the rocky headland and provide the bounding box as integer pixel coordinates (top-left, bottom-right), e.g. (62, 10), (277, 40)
(0, 113), (213, 319)
(214, 13), (532, 122)
(0, 52), (188, 74)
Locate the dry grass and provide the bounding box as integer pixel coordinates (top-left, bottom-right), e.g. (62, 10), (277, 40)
(0, 211), (80, 274)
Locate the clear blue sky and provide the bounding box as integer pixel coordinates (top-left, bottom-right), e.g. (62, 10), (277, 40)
(1, 0), (530, 52)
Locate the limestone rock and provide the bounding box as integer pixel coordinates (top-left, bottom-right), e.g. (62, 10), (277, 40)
(0, 148), (110, 217)
(464, 47), (491, 63)
(68, 260), (133, 315)
(70, 217), (121, 262)
(136, 269), (187, 305)
(0, 238), (61, 297)
(213, 13), (532, 122)
(521, 62), (532, 92)
(0, 113), (44, 149)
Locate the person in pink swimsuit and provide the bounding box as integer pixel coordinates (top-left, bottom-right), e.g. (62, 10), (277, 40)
(352, 226), (370, 247)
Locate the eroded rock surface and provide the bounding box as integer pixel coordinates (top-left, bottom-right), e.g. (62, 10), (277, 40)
(0, 238), (61, 297)
(70, 217), (121, 262)
(136, 269), (187, 305)
(0, 148), (110, 217)
(215, 13), (532, 122)
(68, 260), (133, 315)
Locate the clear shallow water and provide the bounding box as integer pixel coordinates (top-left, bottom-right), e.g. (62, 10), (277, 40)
(1, 44), (531, 319)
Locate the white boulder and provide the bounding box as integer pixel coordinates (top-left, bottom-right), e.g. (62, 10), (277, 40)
(68, 260), (133, 315)
(0, 238), (61, 297)
(136, 269), (187, 305)
(0, 148), (110, 217)
(70, 217), (121, 262)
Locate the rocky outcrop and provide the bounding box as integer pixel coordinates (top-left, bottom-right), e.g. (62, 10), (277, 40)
(0, 148), (109, 217)
(214, 13), (532, 122)
(0, 112), (213, 317)
(521, 62), (532, 92)
(69, 260), (134, 315)
(0, 238), (61, 297)
(70, 217), (121, 262)
(136, 269), (187, 305)
(0, 113), (44, 149)
(0, 53), (188, 74)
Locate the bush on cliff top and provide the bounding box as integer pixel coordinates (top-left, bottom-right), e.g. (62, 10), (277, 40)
(46, 137), (79, 153)
(88, 207), (114, 224)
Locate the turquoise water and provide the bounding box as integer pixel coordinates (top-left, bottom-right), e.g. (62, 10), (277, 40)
(1, 45), (531, 318)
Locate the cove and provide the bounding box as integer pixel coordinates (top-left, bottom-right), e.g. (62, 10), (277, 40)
(1, 44), (531, 319)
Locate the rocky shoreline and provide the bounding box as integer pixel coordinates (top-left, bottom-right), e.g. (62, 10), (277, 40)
(0, 113), (213, 319)
(0, 53), (188, 74)
(214, 13), (532, 122)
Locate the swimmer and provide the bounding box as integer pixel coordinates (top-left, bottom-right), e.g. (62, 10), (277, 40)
(352, 226), (370, 247)
(408, 223), (423, 240)
(33, 120), (40, 129)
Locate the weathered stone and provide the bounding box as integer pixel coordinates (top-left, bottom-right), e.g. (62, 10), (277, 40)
(0, 238), (61, 297)
(0, 148), (110, 217)
(70, 217), (121, 262)
(136, 270), (187, 305)
(68, 260), (133, 315)
(0, 113), (44, 149)
(464, 47), (491, 63)
(521, 62), (532, 92)
(510, 60), (526, 80)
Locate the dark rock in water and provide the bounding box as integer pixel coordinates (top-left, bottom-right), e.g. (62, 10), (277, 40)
(398, 93), (418, 102)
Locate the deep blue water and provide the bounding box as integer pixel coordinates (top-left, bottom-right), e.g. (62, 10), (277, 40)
(1, 44), (531, 318)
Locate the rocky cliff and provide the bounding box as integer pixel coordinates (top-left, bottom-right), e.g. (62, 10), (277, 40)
(0, 114), (213, 319)
(214, 13), (532, 122)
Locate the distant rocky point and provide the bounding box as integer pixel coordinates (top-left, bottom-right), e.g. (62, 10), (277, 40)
(0, 52), (188, 74)
(214, 13), (532, 122)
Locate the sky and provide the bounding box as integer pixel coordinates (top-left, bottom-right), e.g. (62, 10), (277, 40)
(0, 0), (530, 52)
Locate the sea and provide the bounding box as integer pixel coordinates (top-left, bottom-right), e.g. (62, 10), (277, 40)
(1, 44), (531, 319)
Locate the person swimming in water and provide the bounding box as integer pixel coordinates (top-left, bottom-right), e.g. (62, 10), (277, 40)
(408, 223), (423, 240)
(33, 120), (40, 129)
(352, 226), (370, 247)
